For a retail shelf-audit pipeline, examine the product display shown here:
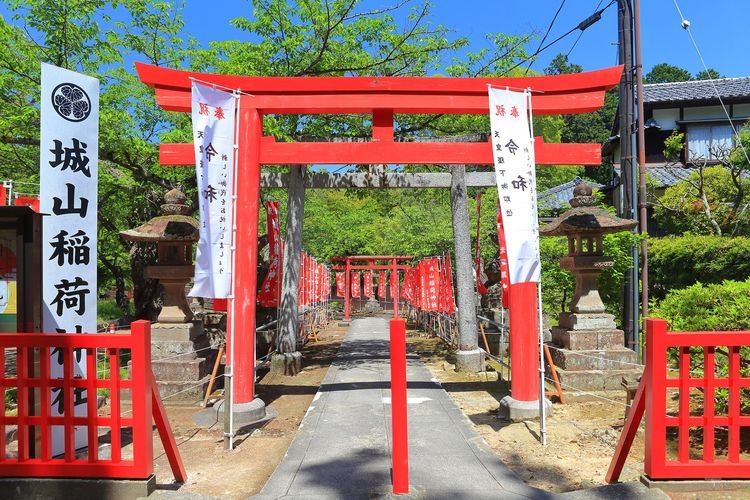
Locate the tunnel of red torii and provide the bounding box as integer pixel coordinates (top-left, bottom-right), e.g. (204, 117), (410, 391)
(136, 62), (622, 419)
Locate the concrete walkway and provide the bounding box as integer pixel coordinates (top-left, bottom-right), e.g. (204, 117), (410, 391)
(253, 316), (551, 500)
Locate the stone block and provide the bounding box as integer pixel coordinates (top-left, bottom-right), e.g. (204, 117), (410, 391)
(558, 312), (616, 330)
(0, 475), (155, 500)
(151, 335), (209, 360)
(551, 328), (625, 350)
(555, 367), (642, 391)
(155, 376), (209, 404)
(151, 357), (207, 380)
(270, 351), (303, 376)
(497, 396), (552, 421)
(550, 347), (638, 371)
(151, 321), (203, 341)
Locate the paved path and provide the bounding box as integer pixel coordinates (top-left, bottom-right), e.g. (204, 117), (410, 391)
(254, 316), (551, 499)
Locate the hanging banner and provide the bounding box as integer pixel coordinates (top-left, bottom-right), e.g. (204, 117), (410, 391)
(443, 254), (456, 314)
(189, 82), (237, 298)
(350, 272), (361, 298)
(488, 87), (541, 284)
(335, 272), (346, 297)
(390, 269), (399, 302)
(378, 271), (387, 299)
(40, 63), (99, 451)
(497, 202), (511, 308)
(258, 201), (281, 307)
(363, 271), (373, 299)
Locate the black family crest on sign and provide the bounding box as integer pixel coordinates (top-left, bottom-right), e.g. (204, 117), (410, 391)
(51, 83), (91, 122)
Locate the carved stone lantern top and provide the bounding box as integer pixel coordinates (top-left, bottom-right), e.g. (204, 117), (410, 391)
(120, 188), (199, 244)
(539, 183), (637, 239)
(539, 182), (637, 314)
(120, 188), (199, 323)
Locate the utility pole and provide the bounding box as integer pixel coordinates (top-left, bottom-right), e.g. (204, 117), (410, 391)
(617, 0), (639, 354)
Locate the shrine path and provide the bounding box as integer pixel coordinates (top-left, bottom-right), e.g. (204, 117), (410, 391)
(253, 316), (549, 500)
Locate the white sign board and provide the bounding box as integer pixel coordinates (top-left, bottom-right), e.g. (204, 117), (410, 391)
(188, 83), (237, 299)
(488, 87), (541, 284)
(39, 63), (99, 451)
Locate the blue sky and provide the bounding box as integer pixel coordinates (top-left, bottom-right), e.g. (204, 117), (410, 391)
(182, 0), (750, 78)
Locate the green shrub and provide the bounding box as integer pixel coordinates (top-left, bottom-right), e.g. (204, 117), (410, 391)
(651, 279), (750, 332)
(651, 279), (750, 414)
(648, 235), (750, 300)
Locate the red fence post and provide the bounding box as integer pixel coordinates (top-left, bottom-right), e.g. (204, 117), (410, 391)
(389, 318), (409, 494)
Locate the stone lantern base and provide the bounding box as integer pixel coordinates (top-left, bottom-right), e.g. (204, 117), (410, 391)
(150, 321), (212, 403)
(549, 312), (641, 391)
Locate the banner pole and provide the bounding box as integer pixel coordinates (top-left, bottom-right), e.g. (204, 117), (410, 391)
(527, 88), (547, 447)
(226, 90), (241, 450)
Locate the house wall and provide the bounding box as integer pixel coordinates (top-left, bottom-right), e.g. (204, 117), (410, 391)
(653, 108), (679, 130)
(683, 105), (726, 121)
(735, 103), (750, 119)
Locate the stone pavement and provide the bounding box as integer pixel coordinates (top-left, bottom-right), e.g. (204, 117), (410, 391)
(253, 316), (552, 500)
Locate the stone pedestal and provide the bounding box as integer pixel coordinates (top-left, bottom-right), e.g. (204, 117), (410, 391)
(550, 312), (641, 391)
(364, 298), (383, 314)
(150, 321), (212, 403)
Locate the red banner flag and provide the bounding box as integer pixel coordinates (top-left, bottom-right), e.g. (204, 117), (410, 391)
(475, 192), (488, 295)
(350, 272), (361, 298)
(378, 271), (387, 299)
(258, 201), (281, 307)
(497, 202), (510, 309)
(336, 272), (346, 297)
(363, 271), (373, 298)
(443, 254), (455, 314)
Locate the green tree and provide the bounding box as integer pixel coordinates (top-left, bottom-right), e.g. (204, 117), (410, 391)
(0, 0), (196, 318)
(695, 68), (724, 80)
(643, 62), (692, 84)
(653, 127), (750, 236)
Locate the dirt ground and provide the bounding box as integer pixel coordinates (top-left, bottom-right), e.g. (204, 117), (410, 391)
(148, 318), (745, 499)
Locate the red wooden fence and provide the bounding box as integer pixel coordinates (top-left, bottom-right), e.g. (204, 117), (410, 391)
(0, 321), (183, 480)
(608, 318), (750, 482)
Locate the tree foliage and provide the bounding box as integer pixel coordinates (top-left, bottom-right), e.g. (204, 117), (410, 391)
(643, 62), (692, 84)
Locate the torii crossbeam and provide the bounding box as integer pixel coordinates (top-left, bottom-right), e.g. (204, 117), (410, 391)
(137, 62), (622, 423)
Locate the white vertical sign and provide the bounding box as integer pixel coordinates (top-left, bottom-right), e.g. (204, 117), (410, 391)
(488, 87), (541, 283)
(188, 83), (237, 299)
(40, 63), (99, 449)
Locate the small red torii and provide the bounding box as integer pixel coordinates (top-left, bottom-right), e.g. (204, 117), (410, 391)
(136, 62), (622, 419)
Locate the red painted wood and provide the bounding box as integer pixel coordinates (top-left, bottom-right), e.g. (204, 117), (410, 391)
(641, 318), (750, 480)
(231, 99), (262, 404)
(0, 321), (169, 479)
(331, 256), (413, 261)
(390, 318), (409, 494)
(136, 62), (622, 95)
(508, 281), (540, 402)
(151, 374), (188, 482)
(153, 87), (605, 115)
(160, 137), (601, 166)
(606, 374), (646, 483)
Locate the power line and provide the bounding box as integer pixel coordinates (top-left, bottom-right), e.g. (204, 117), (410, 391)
(566, 0), (604, 58)
(524, 0), (567, 75)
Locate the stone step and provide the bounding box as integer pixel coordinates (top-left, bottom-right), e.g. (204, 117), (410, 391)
(552, 367), (643, 391)
(549, 347), (639, 371)
(150, 321), (204, 342)
(151, 357), (208, 381)
(151, 335), (209, 360)
(155, 376), (210, 405)
(551, 328), (626, 350)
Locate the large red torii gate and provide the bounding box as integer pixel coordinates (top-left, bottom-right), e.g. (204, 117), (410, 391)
(136, 62), (622, 421)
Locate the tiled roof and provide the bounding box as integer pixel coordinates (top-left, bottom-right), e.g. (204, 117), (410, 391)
(645, 164), (697, 186)
(538, 177), (604, 211)
(644, 77), (750, 104)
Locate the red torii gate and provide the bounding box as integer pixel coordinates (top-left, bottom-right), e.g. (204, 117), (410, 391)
(331, 255), (413, 320)
(136, 62), (622, 418)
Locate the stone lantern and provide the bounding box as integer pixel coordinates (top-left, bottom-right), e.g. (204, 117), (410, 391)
(121, 188), (199, 323)
(539, 183), (642, 390)
(120, 188), (211, 402)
